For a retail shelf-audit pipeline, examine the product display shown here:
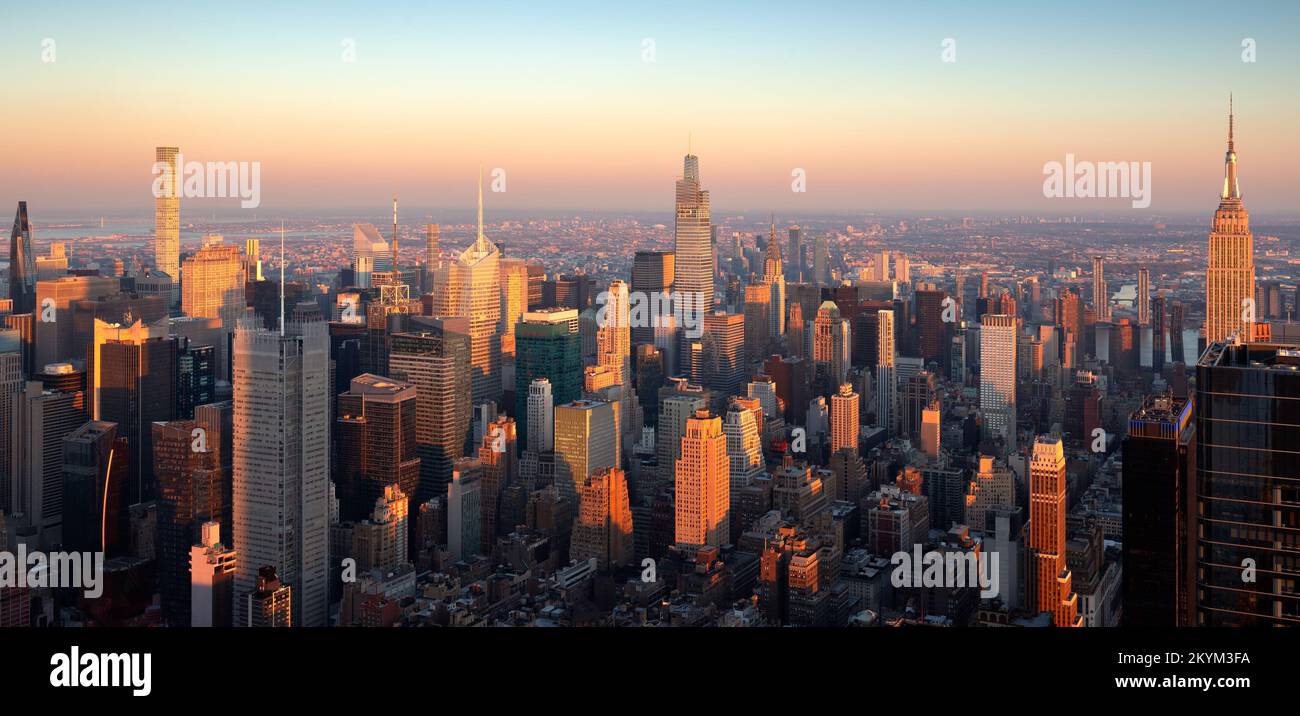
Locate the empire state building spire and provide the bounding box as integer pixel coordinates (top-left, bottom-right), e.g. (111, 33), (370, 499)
(1222, 94), (1241, 202)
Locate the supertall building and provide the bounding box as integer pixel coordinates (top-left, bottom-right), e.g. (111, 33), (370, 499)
(1028, 436), (1081, 627)
(430, 176), (502, 405)
(8, 202), (36, 315)
(1205, 100), (1255, 343)
(673, 152), (713, 316)
(232, 319), (331, 628)
(154, 146), (181, 306)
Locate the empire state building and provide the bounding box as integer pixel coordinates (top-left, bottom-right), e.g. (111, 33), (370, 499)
(1205, 98), (1255, 344)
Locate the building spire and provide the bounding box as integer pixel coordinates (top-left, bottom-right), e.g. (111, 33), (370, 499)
(391, 196), (399, 272)
(1222, 95), (1241, 201)
(1228, 93), (1234, 152)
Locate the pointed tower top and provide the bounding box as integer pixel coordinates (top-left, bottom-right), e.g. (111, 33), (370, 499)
(1221, 95), (1241, 202)
(1228, 94), (1235, 152)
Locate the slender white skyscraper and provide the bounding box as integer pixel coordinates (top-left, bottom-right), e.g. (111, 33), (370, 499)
(979, 314), (1018, 449)
(154, 146), (180, 307)
(232, 318), (331, 627)
(673, 151), (712, 316)
(527, 378), (554, 452)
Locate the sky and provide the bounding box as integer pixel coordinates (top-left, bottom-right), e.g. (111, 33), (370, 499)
(2, 0), (1298, 217)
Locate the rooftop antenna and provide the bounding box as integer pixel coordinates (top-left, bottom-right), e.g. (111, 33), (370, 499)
(279, 220), (285, 336)
(392, 196), (399, 271)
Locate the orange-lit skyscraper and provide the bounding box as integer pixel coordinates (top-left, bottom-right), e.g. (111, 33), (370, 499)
(430, 175), (502, 405)
(182, 235), (247, 332)
(675, 409), (729, 550)
(571, 466), (634, 571)
(830, 382), (859, 453)
(153, 146), (181, 307)
(1029, 436), (1081, 627)
(1206, 99), (1255, 343)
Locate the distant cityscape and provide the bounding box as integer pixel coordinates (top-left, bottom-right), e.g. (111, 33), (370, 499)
(1, 93), (1296, 631)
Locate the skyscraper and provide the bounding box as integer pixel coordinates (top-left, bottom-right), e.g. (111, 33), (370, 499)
(830, 382), (859, 453)
(673, 152), (713, 316)
(571, 466), (634, 571)
(526, 378), (554, 453)
(1091, 256), (1108, 322)
(764, 218), (786, 338)
(723, 398), (765, 503)
(514, 308), (582, 447)
(1194, 339), (1300, 625)
(979, 314), (1017, 448)
(61, 420), (128, 557)
(876, 309), (895, 433)
(814, 301), (850, 387)
(334, 374), (421, 522)
(1206, 99), (1255, 343)
(16, 380), (86, 544)
(699, 311), (745, 397)
(388, 319), (472, 502)
(631, 250), (674, 347)
(1122, 395), (1195, 627)
(154, 419), (223, 626)
(91, 317), (176, 503)
(423, 224), (440, 291)
(182, 236), (246, 332)
(154, 146), (181, 307)
(8, 202), (36, 315)
(553, 399), (617, 504)
(1028, 436), (1081, 627)
(429, 174), (502, 405)
(447, 457), (482, 561)
(675, 409), (729, 550)
(232, 319), (331, 628)
(1137, 267), (1151, 326)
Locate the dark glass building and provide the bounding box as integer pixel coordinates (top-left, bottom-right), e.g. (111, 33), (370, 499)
(1122, 395), (1195, 626)
(1195, 340), (1300, 626)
